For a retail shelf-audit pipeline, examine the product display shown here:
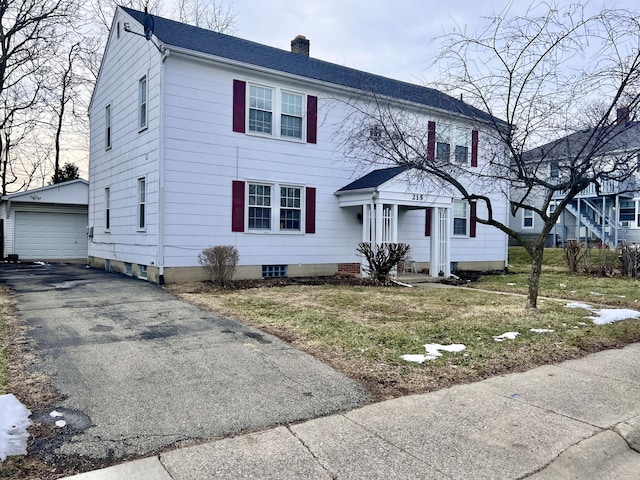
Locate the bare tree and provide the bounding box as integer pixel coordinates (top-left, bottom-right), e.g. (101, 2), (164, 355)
(174, 0), (236, 33)
(0, 0), (79, 194)
(338, 3), (640, 309)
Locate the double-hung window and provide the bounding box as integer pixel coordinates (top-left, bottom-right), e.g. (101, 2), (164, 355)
(280, 186), (301, 230)
(105, 104), (111, 149)
(454, 128), (470, 164)
(248, 183), (271, 229)
(280, 92), (303, 138)
(138, 178), (146, 230)
(138, 76), (147, 130)
(436, 124), (451, 161)
(105, 187), (110, 230)
(249, 85), (273, 134)
(523, 208), (534, 228)
(453, 200), (468, 236)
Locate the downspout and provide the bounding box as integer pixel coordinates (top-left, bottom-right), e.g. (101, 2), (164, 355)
(157, 48), (170, 284)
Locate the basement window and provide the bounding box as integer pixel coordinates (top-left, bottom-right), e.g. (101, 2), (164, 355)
(262, 265), (287, 278)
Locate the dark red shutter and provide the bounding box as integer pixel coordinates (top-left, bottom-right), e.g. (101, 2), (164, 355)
(471, 129), (478, 167)
(427, 121), (436, 161)
(232, 80), (246, 133)
(470, 201), (477, 238)
(231, 180), (245, 232)
(305, 187), (316, 233)
(307, 95), (317, 144)
(425, 208), (432, 236)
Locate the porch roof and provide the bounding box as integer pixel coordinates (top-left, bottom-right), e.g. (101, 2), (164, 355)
(336, 166), (409, 193)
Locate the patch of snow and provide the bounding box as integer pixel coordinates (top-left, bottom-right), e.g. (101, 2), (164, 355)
(565, 302), (593, 310)
(49, 410), (64, 418)
(494, 332), (520, 342)
(570, 290), (577, 294)
(589, 291), (605, 296)
(616, 295), (627, 298)
(54, 420), (67, 428)
(424, 343), (466, 355)
(400, 354), (434, 364)
(564, 303), (640, 325)
(506, 283), (517, 286)
(0, 394), (31, 462)
(530, 328), (554, 333)
(587, 308), (640, 325)
(401, 343), (466, 364)
(34, 261), (47, 266)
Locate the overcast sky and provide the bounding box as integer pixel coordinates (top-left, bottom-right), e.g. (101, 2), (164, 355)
(226, 0), (638, 85)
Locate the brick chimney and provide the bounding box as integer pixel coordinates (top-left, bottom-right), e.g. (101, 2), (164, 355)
(617, 105), (630, 126)
(291, 35), (310, 56)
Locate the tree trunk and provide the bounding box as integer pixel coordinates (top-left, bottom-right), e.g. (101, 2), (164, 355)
(526, 244), (545, 309)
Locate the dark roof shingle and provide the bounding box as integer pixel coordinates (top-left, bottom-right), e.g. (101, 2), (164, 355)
(121, 7), (495, 122)
(337, 165), (410, 192)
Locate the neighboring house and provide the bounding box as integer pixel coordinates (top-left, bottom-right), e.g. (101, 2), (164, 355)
(0, 179), (89, 261)
(88, 7), (510, 284)
(509, 111), (640, 247)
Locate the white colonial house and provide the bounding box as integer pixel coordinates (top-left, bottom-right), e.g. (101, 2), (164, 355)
(0, 179), (89, 261)
(88, 7), (510, 284)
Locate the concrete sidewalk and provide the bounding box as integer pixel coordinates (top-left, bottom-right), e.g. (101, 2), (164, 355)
(64, 343), (640, 479)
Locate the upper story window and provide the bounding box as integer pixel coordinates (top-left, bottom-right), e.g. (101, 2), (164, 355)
(453, 200), (468, 236)
(454, 128), (470, 164)
(549, 158), (559, 178)
(105, 104), (112, 150)
(249, 85), (273, 134)
(436, 124), (451, 161)
(281, 92), (303, 139)
(233, 80), (318, 144)
(105, 187), (110, 230)
(522, 208), (534, 228)
(138, 76), (148, 130)
(138, 177), (146, 230)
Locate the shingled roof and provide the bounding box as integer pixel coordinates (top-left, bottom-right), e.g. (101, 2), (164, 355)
(121, 7), (495, 123)
(337, 165), (410, 192)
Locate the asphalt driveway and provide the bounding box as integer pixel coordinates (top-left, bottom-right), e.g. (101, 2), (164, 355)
(0, 263), (368, 459)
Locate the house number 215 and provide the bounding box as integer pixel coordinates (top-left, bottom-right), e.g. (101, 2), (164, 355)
(412, 194), (425, 201)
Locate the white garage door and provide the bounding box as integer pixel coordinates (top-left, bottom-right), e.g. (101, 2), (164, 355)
(14, 211), (88, 260)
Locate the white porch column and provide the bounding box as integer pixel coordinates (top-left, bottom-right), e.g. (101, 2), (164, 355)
(430, 207), (440, 278)
(442, 207), (451, 277)
(374, 198), (383, 246)
(362, 204), (371, 243)
(391, 204), (398, 243)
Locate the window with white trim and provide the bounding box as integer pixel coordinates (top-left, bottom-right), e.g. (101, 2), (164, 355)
(105, 104), (111, 149)
(246, 83), (307, 140)
(453, 200), (468, 236)
(280, 92), (303, 138)
(249, 85), (273, 134)
(436, 124), (451, 161)
(280, 186), (301, 230)
(246, 182), (305, 232)
(523, 208), (534, 228)
(248, 183), (272, 229)
(454, 127), (470, 164)
(105, 187), (110, 230)
(138, 76), (147, 130)
(138, 177), (146, 230)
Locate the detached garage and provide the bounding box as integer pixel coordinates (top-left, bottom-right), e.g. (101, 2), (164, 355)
(0, 179), (89, 262)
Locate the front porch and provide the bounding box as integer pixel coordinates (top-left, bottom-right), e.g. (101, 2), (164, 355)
(335, 166), (455, 278)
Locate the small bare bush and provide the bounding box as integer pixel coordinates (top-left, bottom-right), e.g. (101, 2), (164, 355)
(619, 243), (640, 278)
(198, 245), (239, 287)
(357, 242), (411, 285)
(564, 240), (584, 273)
